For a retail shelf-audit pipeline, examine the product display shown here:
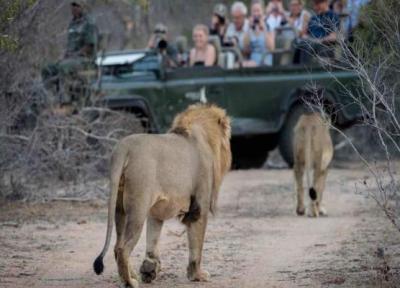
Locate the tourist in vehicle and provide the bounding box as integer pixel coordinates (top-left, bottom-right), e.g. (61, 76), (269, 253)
(305, 0), (340, 43)
(243, 0), (275, 66)
(210, 3), (229, 44)
(287, 0), (310, 36)
(190, 24), (217, 67)
(147, 23), (178, 67)
(225, 1), (250, 51)
(293, 0), (339, 63)
(265, 1), (287, 31)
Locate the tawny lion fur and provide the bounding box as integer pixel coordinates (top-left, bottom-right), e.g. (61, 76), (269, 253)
(93, 104), (231, 288)
(293, 112), (333, 217)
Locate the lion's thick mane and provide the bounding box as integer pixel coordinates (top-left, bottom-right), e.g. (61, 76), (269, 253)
(169, 104), (232, 213)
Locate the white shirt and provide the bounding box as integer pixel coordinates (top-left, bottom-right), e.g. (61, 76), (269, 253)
(225, 19), (250, 50)
(266, 14), (283, 31)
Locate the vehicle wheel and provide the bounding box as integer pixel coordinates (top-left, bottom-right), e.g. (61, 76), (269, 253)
(278, 105), (307, 167)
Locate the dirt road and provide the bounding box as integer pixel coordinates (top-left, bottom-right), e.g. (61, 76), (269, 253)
(1, 168), (399, 287)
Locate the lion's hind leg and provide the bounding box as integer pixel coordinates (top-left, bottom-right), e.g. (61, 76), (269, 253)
(116, 200), (148, 288)
(294, 160), (306, 216)
(186, 211), (210, 282)
(140, 217), (163, 283)
(114, 176), (126, 260)
(314, 168), (329, 216)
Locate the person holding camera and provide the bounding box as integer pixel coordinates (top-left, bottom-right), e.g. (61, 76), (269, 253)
(265, 1), (287, 31)
(210, 4), (229, 44)
(147, 23), (178, 67)
(243, 0), (275, 66)
(225, 1), (250, 52)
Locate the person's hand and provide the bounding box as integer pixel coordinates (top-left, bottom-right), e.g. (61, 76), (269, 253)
(277, 2), (285, 14)
(251, 16), (265, 32)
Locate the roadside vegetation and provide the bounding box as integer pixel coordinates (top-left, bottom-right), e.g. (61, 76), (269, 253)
(309, 0), (400, 231)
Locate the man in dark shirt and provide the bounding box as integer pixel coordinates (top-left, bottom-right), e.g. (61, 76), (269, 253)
(295, 0), (340, 63)
(306, 0), (340, 43)
(42, 0), (98, 104)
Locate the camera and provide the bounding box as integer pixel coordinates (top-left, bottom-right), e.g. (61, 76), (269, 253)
(252, 17), (260, 30)
(157, 39), (168, 50)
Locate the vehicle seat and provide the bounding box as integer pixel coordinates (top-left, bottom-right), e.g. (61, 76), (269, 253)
(273, 26), (296, 66)
(208, 35), (223, 67)
(175, 35), (189, 66)
(221, 46), (244, 69)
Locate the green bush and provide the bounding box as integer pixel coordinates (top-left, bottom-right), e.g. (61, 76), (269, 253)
(354, 0), (400, 66)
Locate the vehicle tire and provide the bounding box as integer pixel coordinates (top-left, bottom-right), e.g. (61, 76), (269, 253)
(278, 104), (307, 167)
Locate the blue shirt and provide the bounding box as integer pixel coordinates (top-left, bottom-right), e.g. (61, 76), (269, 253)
(307, 11), (340, 39)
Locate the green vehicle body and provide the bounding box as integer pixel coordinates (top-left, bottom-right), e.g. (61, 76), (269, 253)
(96, 50), (361, 168)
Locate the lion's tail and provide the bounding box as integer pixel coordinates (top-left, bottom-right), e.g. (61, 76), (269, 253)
(93, 143), (128, 275)
(304, 126), (316, 201)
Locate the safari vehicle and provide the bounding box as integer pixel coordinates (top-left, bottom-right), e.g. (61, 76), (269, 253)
(93, 37), (361, 169)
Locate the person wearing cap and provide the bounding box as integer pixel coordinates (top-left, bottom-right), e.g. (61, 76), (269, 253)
(210, 3), (228, 44)
(147, 23), (178, 67)
(225, 1), (250, 51)
(294, 0), (340, 63)
(305, 0), (339, 42)
(42, 0), (98, 102)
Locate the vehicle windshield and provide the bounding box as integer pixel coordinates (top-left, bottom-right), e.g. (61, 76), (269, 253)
(97, 52), (160, 77)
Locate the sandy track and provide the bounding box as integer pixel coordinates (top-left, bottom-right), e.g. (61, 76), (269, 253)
(0, 168), (399, 287)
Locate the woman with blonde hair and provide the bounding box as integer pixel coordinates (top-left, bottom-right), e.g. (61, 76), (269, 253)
(190, 24), (217, 67)
(243, 0), (275, 66)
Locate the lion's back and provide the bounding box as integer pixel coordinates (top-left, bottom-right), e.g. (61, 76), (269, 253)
(294, 113), (333, 164)
(115, 133), (200, 193)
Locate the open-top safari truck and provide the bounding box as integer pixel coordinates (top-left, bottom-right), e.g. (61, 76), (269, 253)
(91, 35), (360, 168)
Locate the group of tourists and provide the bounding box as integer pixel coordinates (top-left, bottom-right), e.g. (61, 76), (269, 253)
(41, 0), (369, 93)
(160, 0), (369, 67)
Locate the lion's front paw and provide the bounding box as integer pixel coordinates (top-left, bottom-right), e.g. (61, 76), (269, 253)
(296, 206), (305, 216)
(140, 258), (160, 283)
(188, 269), (210, 282)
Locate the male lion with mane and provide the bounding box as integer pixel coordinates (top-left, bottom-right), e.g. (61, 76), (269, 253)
(293, 112), (333, 217)
(93, 104), (231, 288)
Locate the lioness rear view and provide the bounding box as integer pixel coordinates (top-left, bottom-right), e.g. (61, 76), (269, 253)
(93, 104), (231, 288)
(293, 112), (333, 217)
